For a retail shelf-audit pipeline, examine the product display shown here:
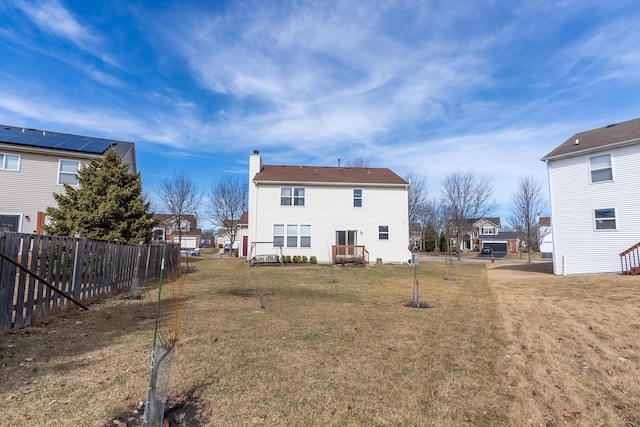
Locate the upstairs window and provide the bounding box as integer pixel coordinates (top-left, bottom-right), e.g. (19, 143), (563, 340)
(353, 189), (362, 207)
(58, 159), (80, 185)
(594, 208), (616, 230)
(281, 187), (305, 206)
(0, 153), (20, 171)
(481, 227), (495, 235)
(379, 225), (389, 240)
(590, 154), (613, 183)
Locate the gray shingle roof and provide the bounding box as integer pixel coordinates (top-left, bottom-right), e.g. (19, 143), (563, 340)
(542, 117), (640, 161)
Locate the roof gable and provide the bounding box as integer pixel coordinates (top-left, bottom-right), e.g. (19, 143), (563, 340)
(253, 165), (408, 186)
(471, 217), (501, 228)
(542, 117), (640, 161)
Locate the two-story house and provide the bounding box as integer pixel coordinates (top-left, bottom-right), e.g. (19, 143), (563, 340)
(0, 125), (135, 234)
(450, 217), (520, 253)
(152, 213), (202, 248)
(246, 150), (411, 264)
(542, 117), (640, 275)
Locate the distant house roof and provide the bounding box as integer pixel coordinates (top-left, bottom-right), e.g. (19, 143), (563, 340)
(542, 117), (640, 161)
(470, 217), (501, 228)
(238, 211), (248, 226)
(480, 231), (520, 242)
(538, 216), (551, 227)
(0, 125), (134, 160)
(253, 165), (408, 186)
(154, 214), (198, 227)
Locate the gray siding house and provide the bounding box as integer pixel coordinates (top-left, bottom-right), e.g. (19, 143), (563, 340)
(0, 125), (136, 234)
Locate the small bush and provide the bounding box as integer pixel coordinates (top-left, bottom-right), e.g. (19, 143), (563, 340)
(309, 256), (317, 264)
(301, 255), (308, 263)
(285, 255), (292, 263)
(218, 244), (223, 249)
(275, 255), (280, 262)
(292, 256), (300, 263)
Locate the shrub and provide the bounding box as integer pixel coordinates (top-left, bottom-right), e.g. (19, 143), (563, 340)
(285, 255), (291, 263)
(218, 244), (223, 249)
(292, 256), (300, 263)
(309, 256), (317, 264)
(301, 255), (308, 263)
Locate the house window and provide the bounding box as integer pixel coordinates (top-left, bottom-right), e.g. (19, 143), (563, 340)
(481, 227), (495, 235)
(594, 208), (616, 230)
(273, 224), (284, 246)
(353, 189), (362, 207)
(0, 153), (20, 171)
(281, 187), (305, 206)
(590, 154), (613, 183)
(0, 214), (21, 232)
(379, 225), (389, 240)
(58, 159), (80, 185)
(300, 225), (311, 247)
(287, 224), (298, 247)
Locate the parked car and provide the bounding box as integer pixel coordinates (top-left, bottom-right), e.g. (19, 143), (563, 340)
(481, 247), (492, 254)
(181, 248), (200, 256)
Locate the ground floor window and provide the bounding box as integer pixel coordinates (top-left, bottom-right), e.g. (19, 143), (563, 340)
(0, 214), (21, 232)
(274, 224), (312, 247)
(300, 225), (311, 247)
(273, 224), (284, 246)
(594, 208), (616, 230)
(287, 225), (298, 247)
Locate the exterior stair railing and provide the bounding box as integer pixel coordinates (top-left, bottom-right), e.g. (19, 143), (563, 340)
(619, 242), (640, 275)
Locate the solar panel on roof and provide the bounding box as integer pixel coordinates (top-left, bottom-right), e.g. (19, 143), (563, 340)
(0, 125), (118, 154)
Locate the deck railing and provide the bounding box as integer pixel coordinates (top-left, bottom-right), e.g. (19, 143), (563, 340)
(331, 245), (369, 265)
(619, 242), (640, 275)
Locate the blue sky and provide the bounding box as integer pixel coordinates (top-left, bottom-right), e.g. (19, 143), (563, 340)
(1, 0), (640, 227)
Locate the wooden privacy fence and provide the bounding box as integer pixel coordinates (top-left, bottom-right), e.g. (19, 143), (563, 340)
(0, 232), (179, 334)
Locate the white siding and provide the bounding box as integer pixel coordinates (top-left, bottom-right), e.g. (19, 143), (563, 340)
(548, 144), (640, 274)
(249, 183), (410, 264)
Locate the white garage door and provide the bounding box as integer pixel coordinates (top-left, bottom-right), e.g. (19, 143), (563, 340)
(174, 236), (197, 248)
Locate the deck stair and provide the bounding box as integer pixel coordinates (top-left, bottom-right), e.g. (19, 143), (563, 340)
(619, 242), (640, 275)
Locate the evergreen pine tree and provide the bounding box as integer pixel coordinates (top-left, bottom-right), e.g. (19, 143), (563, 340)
(45, 148), (155, 243)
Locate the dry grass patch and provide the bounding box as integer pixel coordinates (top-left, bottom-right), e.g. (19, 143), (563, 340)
(488, 261), (640, 426)
(0, 257), (509, 426)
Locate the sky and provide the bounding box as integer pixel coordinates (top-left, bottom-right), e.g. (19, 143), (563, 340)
(1, 0), (640, 228)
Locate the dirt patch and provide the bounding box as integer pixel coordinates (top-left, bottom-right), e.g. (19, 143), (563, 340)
(108, 389), (208, 427)
(217, 288), (272, 298)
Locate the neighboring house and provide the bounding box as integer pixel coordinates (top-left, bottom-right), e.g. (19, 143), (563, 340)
(247, 150), (411, 264)
(216, 212), (248, 253)
(409, 223), (423, 251)
(449, 217), (520, 253)
(538, 216), (553, 259)
(542, 117), (640, 275)
(0, 125), (136, 234)
(152, 213), (202, 248)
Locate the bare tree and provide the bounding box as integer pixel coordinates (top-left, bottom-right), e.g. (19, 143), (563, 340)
(508, 174), (544, 262)
(405, 172), (429, 224)
(157, 171), (202, 247)
(420, 199), (448, 252)
(208, 174), (248, 252)
(441, 171), (497, 260)
(345, 157), (371, 168)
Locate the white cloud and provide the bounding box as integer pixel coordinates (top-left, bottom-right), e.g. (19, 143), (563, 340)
(14, 0), (100, 49)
